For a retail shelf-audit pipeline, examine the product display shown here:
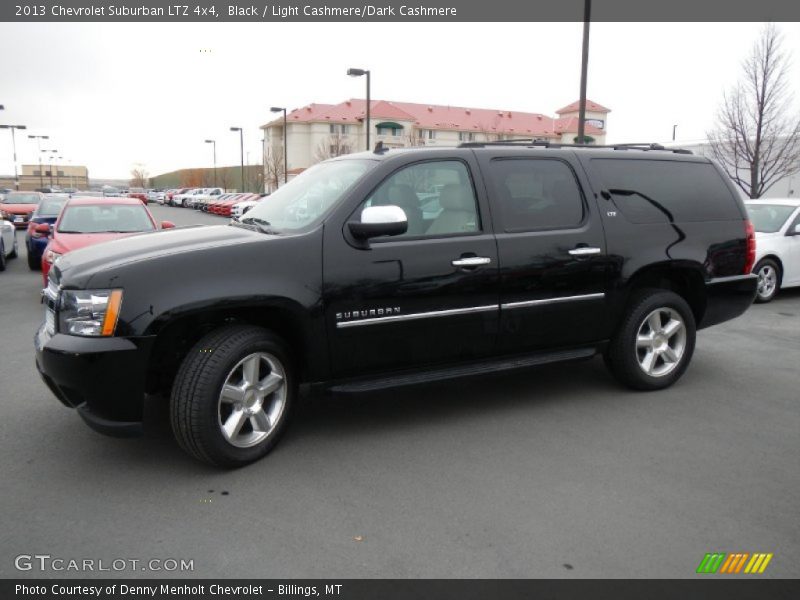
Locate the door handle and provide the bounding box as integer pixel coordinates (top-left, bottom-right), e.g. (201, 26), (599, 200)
(452, 256), (492, 267)
(568, 247), (601, 256)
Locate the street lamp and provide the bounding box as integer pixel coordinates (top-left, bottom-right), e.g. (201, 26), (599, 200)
(576, 0), (591, 145)
(347, 68), (371, 150)
(0, 124), (28, 190)
(672, 124), (678, 141)
(230, 127), (244, 192)
(204, 139), (217, 186)
(270, 107), (288, 185)
(28, 134), (49, 188)
(42, 149), (57, 187)
(54, 156), (63, 187)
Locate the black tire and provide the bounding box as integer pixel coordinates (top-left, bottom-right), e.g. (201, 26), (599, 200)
(0, 240), (6, 271)
(27, 248), (40, 270)
(8, 238), (17, 259)
(754, 258), (781, 303)
(170, 325), (295, 467)
(604, 289), (696, 391)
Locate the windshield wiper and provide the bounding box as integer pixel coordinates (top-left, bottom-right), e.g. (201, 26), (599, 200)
(238, 216), (279, 234)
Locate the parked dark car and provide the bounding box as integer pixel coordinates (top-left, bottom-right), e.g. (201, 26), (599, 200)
(35, 142), (757, 467)
(25, 194), (68, 270)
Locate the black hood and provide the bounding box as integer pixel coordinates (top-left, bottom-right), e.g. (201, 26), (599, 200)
(54, 224), (270, 286)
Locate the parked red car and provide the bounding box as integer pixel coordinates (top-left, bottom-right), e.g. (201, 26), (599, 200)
(212, 193), (258, 216)
(41, 197), (174, 284)
(126, 191), (149, 204)
(1, 191), (44, 229)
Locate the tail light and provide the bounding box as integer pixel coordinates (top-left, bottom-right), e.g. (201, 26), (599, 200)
(744, 219), (756, 274)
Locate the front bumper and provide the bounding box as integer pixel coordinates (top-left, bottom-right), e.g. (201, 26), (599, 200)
(34, 325), (155, 437)
(699, 274), (758, 329)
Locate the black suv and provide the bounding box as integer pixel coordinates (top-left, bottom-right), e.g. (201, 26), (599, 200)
(35, 143), (758, 467)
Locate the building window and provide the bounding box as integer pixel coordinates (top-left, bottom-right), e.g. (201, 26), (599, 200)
(378, 126), (402, 136)
(329, 124), (350, 135)
(419, 129), (436, 140)
(458, 131), (475, 142)
(33, 170), (41, 176)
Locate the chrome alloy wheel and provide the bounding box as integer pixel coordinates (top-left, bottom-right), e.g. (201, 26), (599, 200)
(217, 352), (287, 448)
(635, 308), (687, 378)
(757, 264), (777, 300)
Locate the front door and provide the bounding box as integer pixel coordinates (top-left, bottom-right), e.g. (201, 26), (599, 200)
(323, 157), (500, 378)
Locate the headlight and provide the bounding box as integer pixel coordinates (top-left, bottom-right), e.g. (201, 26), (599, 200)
(59, 289), (123, 337)
(44, 249), (61, 264)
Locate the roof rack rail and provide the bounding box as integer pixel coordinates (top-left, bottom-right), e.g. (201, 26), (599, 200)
(457, 140), (693, 154)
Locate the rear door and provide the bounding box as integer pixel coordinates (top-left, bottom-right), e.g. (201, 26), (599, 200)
(477, 151), (612, 354)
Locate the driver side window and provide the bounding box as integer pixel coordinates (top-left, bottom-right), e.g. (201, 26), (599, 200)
(361, 160), (480, 238)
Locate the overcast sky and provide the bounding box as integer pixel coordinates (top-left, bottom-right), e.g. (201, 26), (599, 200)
(1, 21), (799, 180)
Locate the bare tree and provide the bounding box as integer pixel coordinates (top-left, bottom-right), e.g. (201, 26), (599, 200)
(707, 24), (800, 198)
(218, 168), (233, 192)
(314, 134), (351, 163)
(130, 164), (149, 189)
(264, 146), (285, 192)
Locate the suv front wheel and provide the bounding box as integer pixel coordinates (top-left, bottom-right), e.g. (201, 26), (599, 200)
(170, 325), (295, 467)
(605, 289), (696, 391)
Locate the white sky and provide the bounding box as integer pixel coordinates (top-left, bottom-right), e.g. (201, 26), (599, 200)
(1, 21), (799, 179)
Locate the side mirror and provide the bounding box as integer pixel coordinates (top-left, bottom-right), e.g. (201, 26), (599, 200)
(34, 223), (51, 234)
(348, 205), (408, 240)
(161, 221), (176, 229)
(792, 224), (800, 236)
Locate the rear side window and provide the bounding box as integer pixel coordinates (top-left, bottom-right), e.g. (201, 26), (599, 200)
(488, 158), (585, 232)
(592, 159), (741, 223)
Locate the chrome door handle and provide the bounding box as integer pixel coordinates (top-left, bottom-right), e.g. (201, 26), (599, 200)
(568, 247), (601, 256)
(452, 256), (492, 267)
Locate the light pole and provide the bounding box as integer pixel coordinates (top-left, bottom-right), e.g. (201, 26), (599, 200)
(230, 127), (244, 192)
(28, 134), (49, 188)
(576, 0), (591, 145)
(42, 149), (57, 187)
(0, 124), (28, 190)
(347, 68), (371, 150)
(672, 124), (678, 141)
(270, 107), (288, 185)
(54, 156), (63, 187)
(204, 139), (217, 186)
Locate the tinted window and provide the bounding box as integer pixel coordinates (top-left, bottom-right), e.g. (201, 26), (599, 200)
(361, 160), (480, 238)
(58, 204), (155, 233)
(592, 159), (741, 222)
(489, 159), (584, 231)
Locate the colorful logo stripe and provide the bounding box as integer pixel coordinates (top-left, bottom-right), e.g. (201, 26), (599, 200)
(697, 553), (773, 574)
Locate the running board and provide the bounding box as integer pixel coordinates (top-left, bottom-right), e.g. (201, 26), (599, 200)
(328, 347), (597, 394)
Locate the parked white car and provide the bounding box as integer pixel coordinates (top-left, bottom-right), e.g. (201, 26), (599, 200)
(148, 190), (166, 203)
(0, 218), (18, 271)
(172, 188), (204, 207)
(188, 187), (224, 209)
(231, 196), (263, 220)
(745, 198), (800, 303)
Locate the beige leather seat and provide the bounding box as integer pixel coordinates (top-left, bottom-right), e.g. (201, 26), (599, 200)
(427, 184), (477, 235)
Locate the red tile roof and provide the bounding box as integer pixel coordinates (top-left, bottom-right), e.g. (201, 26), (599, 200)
(555, 99), (611, 114)
(264, 99), (607, 138)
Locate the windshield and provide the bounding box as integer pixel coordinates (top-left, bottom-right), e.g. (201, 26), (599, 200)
(58, 204), (155, 233)
(746, 203), (797, 233)
(244, 159), (374, 231)
(38, 197), (68, 217)
(2, 193), (40, 204)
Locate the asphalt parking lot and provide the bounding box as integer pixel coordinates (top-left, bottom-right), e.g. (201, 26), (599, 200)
(1, 204), (798, 579)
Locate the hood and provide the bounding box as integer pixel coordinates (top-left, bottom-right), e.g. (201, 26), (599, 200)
(754, 231), (781, 239)
(54, 224), (266, 284)
(1, 204), (37, 213)
(53, 231), (141, 254)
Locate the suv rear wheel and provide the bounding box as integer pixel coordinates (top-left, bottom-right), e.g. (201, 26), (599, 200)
(605, 289), (696, 390)
(170, 325), (295, 467)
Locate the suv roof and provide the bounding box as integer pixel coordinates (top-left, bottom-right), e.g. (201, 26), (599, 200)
(336, 141), (705, 164)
